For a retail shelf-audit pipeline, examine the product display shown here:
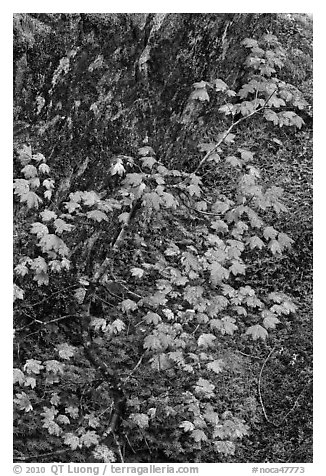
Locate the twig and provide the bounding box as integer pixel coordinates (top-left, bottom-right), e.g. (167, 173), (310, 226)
(15, 314), (77, 332)
(123, 354), (145, 384)
(258, 346), (277, 425)
(14, 448), (69, 461)
(29, 284), (78, 307)
(113, 433), (125, 463)
(125, 434), (136, 453)
(193, 89), (277, 174)
(258, 346), (311, 427)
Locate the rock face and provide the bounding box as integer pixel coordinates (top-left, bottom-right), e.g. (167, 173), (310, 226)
(13, 14), (278, 174)
(14, 13), (312, 187)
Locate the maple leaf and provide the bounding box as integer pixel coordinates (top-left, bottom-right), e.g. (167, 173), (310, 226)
(198, 333), (216, 349)
(207, 359), (224, 374)
(43, 419), (62, 436)
(190, 87), (210, 102)
(278, 233), (294, 249)
(144, 335), (162, 351)
(124, 173), (144, 187)
(268, 292), (287, 303)
(242, 38), (259, 48)
(29, 177), (40, 189)
(38, 163), (50, 174)
(144, 292), (167, 308)
(234, 306), (247, 316)
(121, 299), (138, 313)
(24, 191), (43, 209)
(110, 158), (125, 176)
(21, 164), (38, 179)
(85, 210), (108, 222)
(262, 311), (280, 329)
(93, 445), (116, 463)
(57, 414), (70, 425)
(74, 286), (86, 303)
(187, 183), (201, 197)
(194, 378), (215, 398)
(131, 267), (144, 278)
(130, 413), (149, 429)
(30, 257), (47, 275)
(24, 376), (36, 388)
(17, 144), (32, 165)
(32, 152), (46, 162)
(14, 392), (33, 412)
(210, 262), (229, 286)
(248, 235), (264, 250)
(245, 324), (268, 341)
(24, 359), (44, 374)
(63, 433), (80, 450)
(229, 260), (246, 276)
(144, 311), (161, 325)
(141, 156), (157, 169)
(221, 316), (238, 335)
(38, 234), (69, 257)
(282, 300), (297, 314)
(64, 199), (81, 213)
(111, 319), (126, 333)
(14, 262), (29, 277)
(264, 109), (279, 125)
(57, 343), (76, 360)
(80, 431), (99, 448)
(179, 421), (195, 432)
(214, 78), (229, 91)
(13, 178), (30, 198)
(211, 219), (228, 233)
(138, 146), (155, 157)
(219, 103), (235, 115)
(44, 190), (52, 200)
(263, 226), (278, 240)
(226, 156), (242, 168)
(44, 360), (65, 374)
(65, 406), (79, 418)
(142, 191), (162, 210)
(50, 393), (61, 406)
(91, 317), (107, 332)
(214, 440), (235, 455)
(13, 368), (25, 385)
(269, 239), (282, 255)
(191, 429), (208, 442)
(30, 222), (49, 239)
(53, 218), (74, 235)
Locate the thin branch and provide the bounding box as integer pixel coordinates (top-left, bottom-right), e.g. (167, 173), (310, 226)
(258, 346), (277, 425)
(193, 89), (277, 174)
(28, 284), (78, 307)
(14, 448), (69, 461)
(258, 346), (311, 427)
(113, 433), (125, 463)
(123, 354), (145, 384)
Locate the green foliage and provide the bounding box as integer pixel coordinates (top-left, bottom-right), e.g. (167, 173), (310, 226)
(13, 30), (308, 463)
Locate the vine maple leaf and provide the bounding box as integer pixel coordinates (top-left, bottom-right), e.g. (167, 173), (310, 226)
(63, 433), (80, 450)
(207, 359), (224, 374)
(191, 429), (208, 442)
(179, 421), (195, 432)
(57, 343), (76, 360)
(194, 378), (215, 398)
(80, 431), (99, 448)
(245, 324), (268, 340)
(129, 413), (149, 429)
(197, 333), (216, 349)
(14, 392), (33, 412)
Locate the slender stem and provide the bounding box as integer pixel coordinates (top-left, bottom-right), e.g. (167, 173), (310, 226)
(193, 89), (277, 174)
